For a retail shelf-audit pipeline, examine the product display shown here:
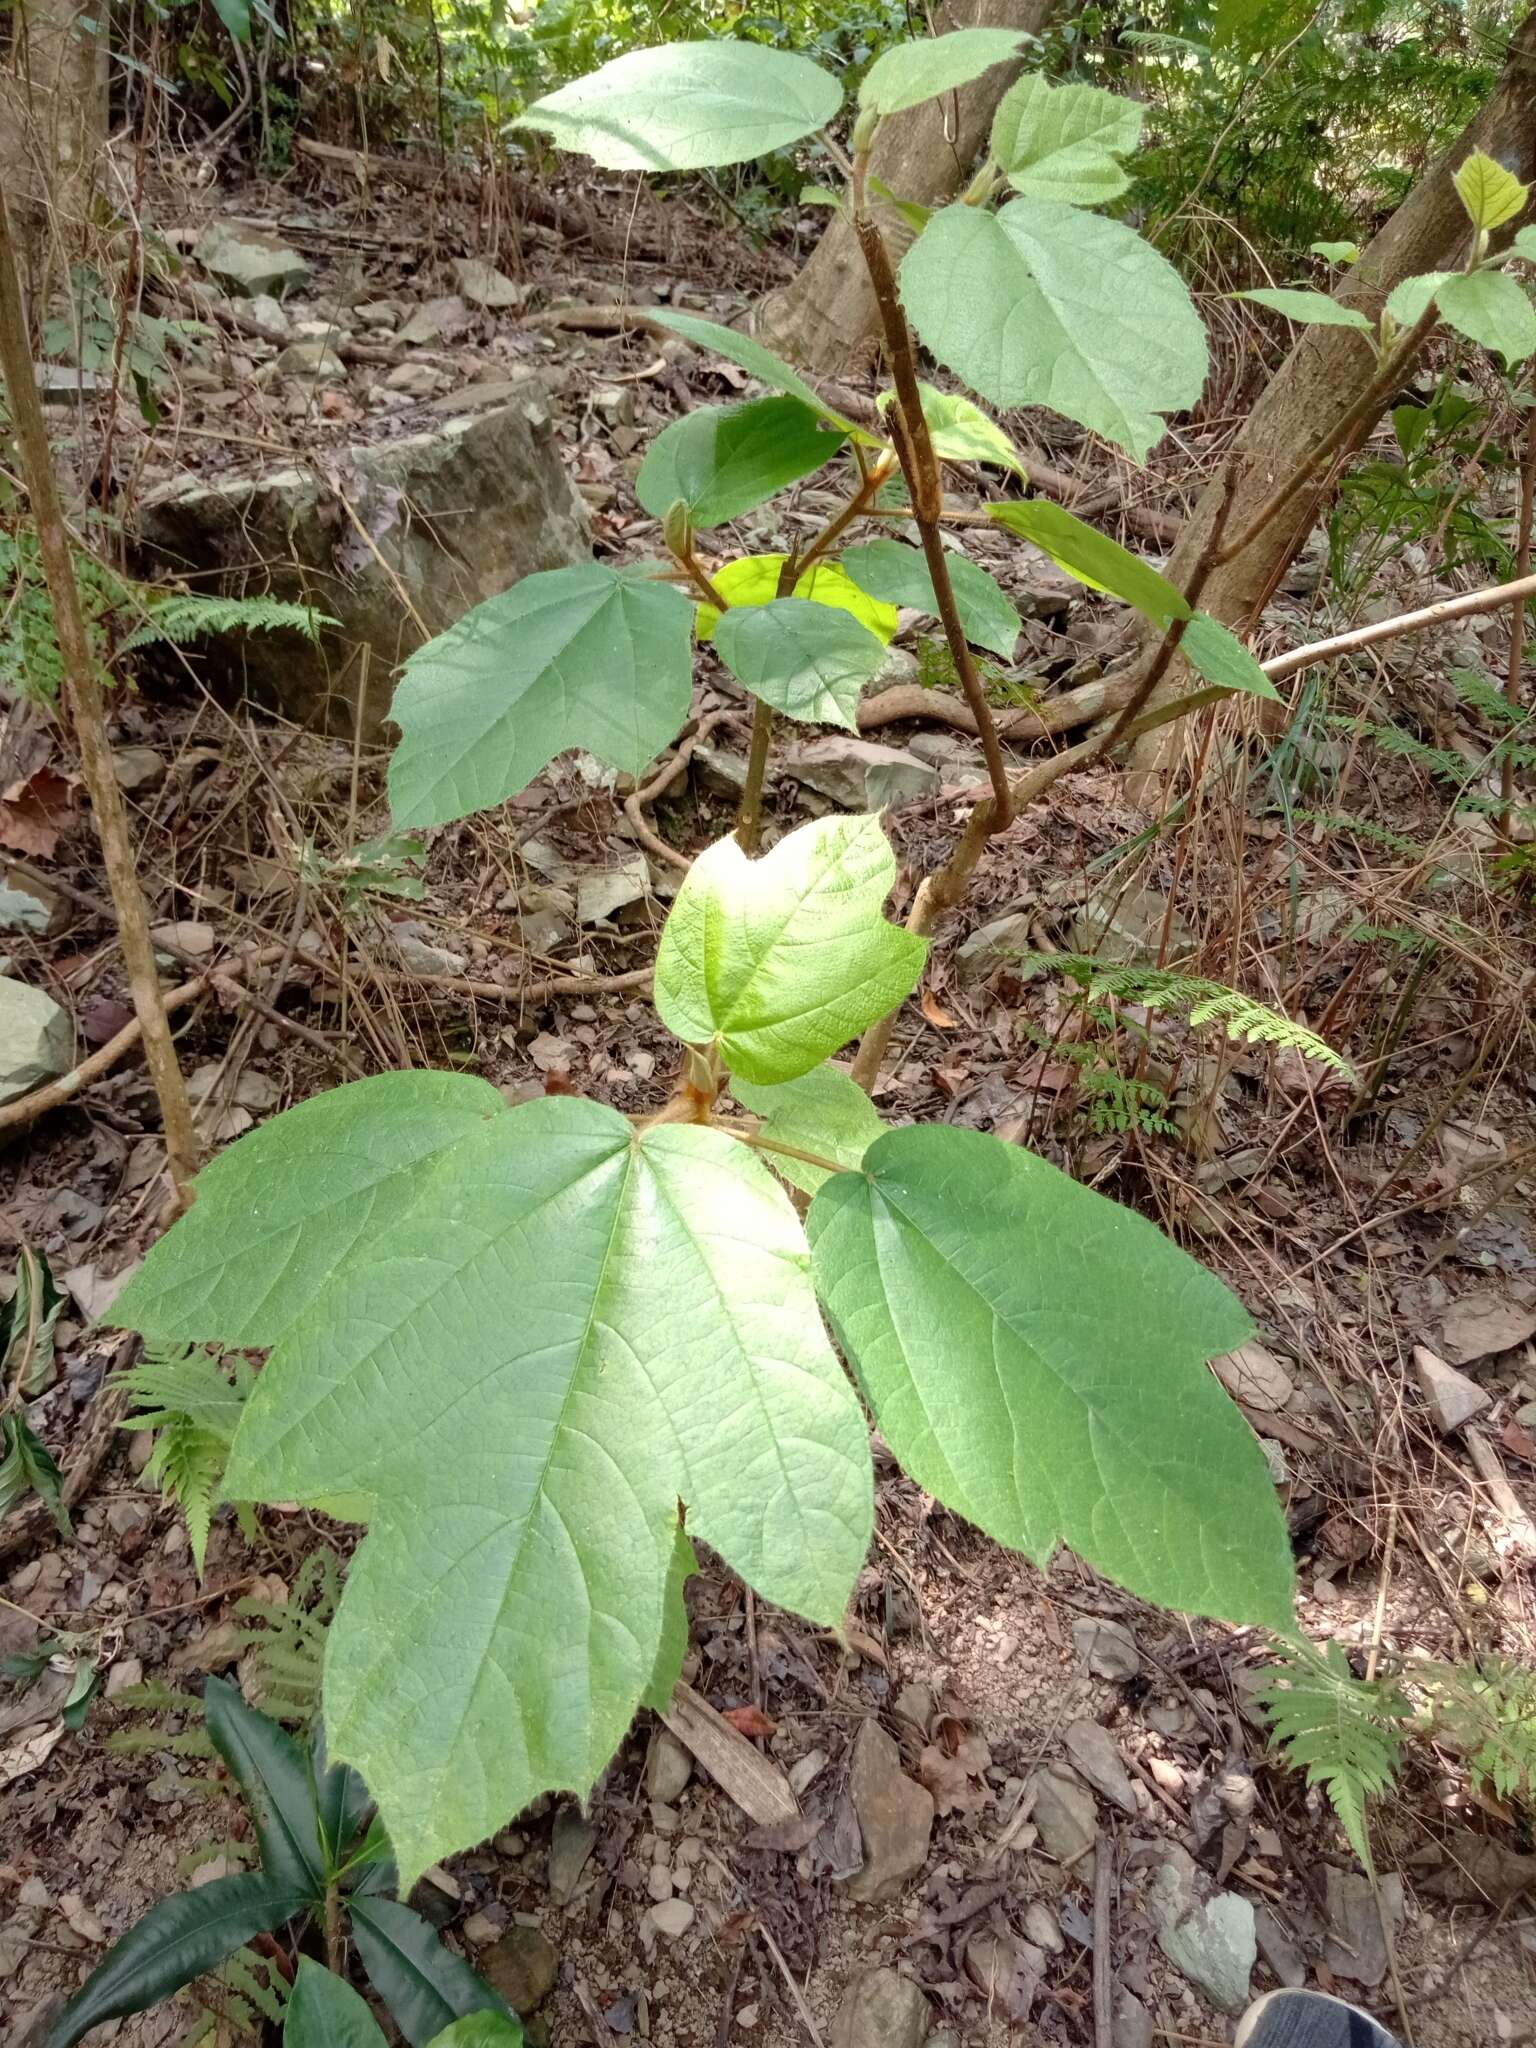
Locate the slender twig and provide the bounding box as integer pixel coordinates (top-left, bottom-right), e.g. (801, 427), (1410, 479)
(1263, 568), (1536, 682)
(0, 194), (199, 1205)
(1500, 396), (1536, 839)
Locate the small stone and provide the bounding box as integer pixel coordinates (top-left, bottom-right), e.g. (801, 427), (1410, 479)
(242, 294), (291, 341)
(105, 1656), (143, 1696)
(385, 360), (451, 399)
(646, 1863), (674, 1902)
(892, 1682), (934, 1734)
(1211, 1340), (1294, 1409)
(0, 976), (72, 1106)
(1072, 1617), (1140, 1680)
(646, 1729), (692, 1805)
(692, 742), (750, 800)
(1024, 1901), (1064, 1954)
(196, 221), (310, 297)
(829, 1968), (930, 2048)
(1413, 1344), (1493, 1434)
(453, 257), (524, 308)
(954, 912), (1035, 983)
(548, 1807), (596, 1901)
(1149, 1858), (1255, 2015)
(1063, 1722), (1138, 1816)
(576, 856), (650, 926)
(482, 1925), (558, 2011)
(842, 1717), (934, 1901)
(1114, 1988), (1154, 2048)
(785, 737), (940, 812)
(1438, 1294), (1536, 1366)
(389, 920), (468, 977)
(1071, 885), (1195, 966)
(1030, 1763), (1098, 1864)
(111, 745), (167, 792)
(647, 1897), (695, 1940)
(1323, 1867), (1402, 1989)
(0, 872), (62, 936)
(274, 339), (346, 382)
(1254, 1905), (1307, 1989)
(151, 921), (215, 960)
(398, 295), (471, 346)
(462, 1911), (501, 1945)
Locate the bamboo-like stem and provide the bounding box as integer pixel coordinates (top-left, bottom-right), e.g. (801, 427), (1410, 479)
(0, 194), (200, 1208)
(1500, 399), (1536, 840)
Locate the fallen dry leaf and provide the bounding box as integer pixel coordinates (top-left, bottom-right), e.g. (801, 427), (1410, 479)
(920, 1730), (993, 1816)
(721, 1704), (776, 1740)
(0, 768), (80, 859)
(920, 988), (957, 1030)
(0, 1722), (64, 1789)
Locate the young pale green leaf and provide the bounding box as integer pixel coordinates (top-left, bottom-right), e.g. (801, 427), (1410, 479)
(695, 556), (898, 644)
(1385, 271), (1450, 327)
(1237, 288), (1375, 335)
(1517, 225), (1536, 262)
(859, 28), (1028, 116)
(351, 1897), (513, 2046)
(114, 1082), (871, 1884)
(900, 199), (1207, 460)
(642, 1523), (698, 1715)
(388, 565), (694, 829)
(203, 1677), (326, 1897)
(643, 309), (874, 440)
(989, 74), (1142, 206)
(868, 175), (932, 234)
(988, 499), (1188, 623)
(1310, 240), (1359, 263)
(517, 41), (841, 172)
(732, 1066), (886, 1195)
(713, 598), (888, 729)
(1453, 148), (1529, 232)
(808, 1126), (1296, 1630)
(1179, 613), (1281, 700)
(897, 383), (1025, 474)
(427, 2022), (527, 2048)
(1434, 271), (1536, 364)
(47, 1873), (309, 2048)
(800, 184), (841, 209)
(655, 813), (927, 1084)
(636, 397), (844, 529)
(285, 1960), (389, 2048)
(840, 537), (1021, 660)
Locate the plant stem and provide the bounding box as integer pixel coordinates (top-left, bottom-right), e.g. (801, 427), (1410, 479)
(735, 1130), (848, 1178)
(0, 195), (199, 1209)
(1500, 395), (1536, 840)
(850, 149), (1013, 828)
(324, 1884), (344, 1975)
(737, 700), (776, 855)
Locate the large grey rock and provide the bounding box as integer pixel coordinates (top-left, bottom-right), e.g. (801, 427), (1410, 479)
(785, 738), (940, 811)
(1071, 884), (1194, 965)
(842, 1718), (933, 1901)
(830, 1969), (929, 2048)
(134, 376), (589, 736)
(195, 221), (310, 298)
(0, 977), (72, 1105)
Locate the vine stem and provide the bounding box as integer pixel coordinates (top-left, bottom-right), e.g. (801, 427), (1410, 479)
(0, 195), (200, 1209)
(1500, 391), (1536, 840)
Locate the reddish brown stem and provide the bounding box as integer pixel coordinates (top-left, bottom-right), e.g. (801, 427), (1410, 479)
(1500, 397), (1536, 839)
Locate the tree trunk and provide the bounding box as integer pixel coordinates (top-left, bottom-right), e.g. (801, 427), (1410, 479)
(1128, 4), (1536, 771)
(0, 0), (108, 290)
(757, 0), (1061, 376)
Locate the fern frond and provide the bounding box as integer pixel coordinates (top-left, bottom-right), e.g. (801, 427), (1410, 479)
(120, 593), (332, 654)
(115, 1340), (253, 1442)
(1257, 1639), (1406, 1868)
(1450, 665), (1524, 731)
(144, 1420), (224, 1575)
(1029, 957), (1355, 1076)
(231, 1547), (340, 1727)
(1289, 810), (1428, 859)
(1423, 1656), (1536, 1805)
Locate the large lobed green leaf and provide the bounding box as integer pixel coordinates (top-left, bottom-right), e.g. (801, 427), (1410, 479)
(111, 1078), (871, 1885)
(901, 198), (1208, 461)
(388, 564), (694, 829)
(637, 396), (844, 529)
(713, 597), (888, 729)
(654, 812), (928, 1085)
(808, 1126), (1297, 1630)
(840, 537), (1021, 660)
(518, 41), (840, 172)
(990, 74), (1143, 206)
(859, 28), (1029, 117)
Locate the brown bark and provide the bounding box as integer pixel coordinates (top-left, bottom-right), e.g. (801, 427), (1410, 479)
(1129, 4), (1536, 771)
(0, 0), (108, 286)
(756, 0), (1060, 376)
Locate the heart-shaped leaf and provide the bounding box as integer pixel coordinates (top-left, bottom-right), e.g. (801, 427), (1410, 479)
(1453, 148), (1528, 232)
(111, 1080), (871, 1884)
(840, 538), (1021, 660)
(901, 198), (1207, 460)
(732, 1066), (886, 1195)
(713, 597), (889, 729)
(808, 1125), (1296, 1629)
(654, 812), (928, 1085)
(695, 557), (898, 644)
(518, 41), (841, 171)
(388, 565), (694, 829)
(859, 28), (1029, 116)
(637, 397), (844, 528)
(990, 74), (1142, 206)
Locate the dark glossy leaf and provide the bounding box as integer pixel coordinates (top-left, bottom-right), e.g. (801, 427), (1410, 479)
(312, 1720), (374, 1877)
(840, 538), (1021, 660)
(210, 0), (251, 41)
(352, 1896), (514, 2047)
(1, 1413), (69, 1537)
(285, 1959), (390, 2047)
(46, 1873), (307, 2048)
(204, 1677), (325, 1896)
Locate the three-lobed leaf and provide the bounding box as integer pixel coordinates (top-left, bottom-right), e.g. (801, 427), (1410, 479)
(518, 41), (840, 172)
(841, 537), (1021, 660)
(111, 1077), (871, 1884)
(388, 564), (694, 829)
(636, 396), (844, 529)
(1237, 287), (1375, 335)
(713, 598), (888, 729)
(901, 198), (1207, 460)
(654, 812), (928, 1085)
(859, 28), (1028, 116)
(989, 74), (1142, 206)
(808, 1125), (1297, 1629)
(695, 556), (898, 644)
